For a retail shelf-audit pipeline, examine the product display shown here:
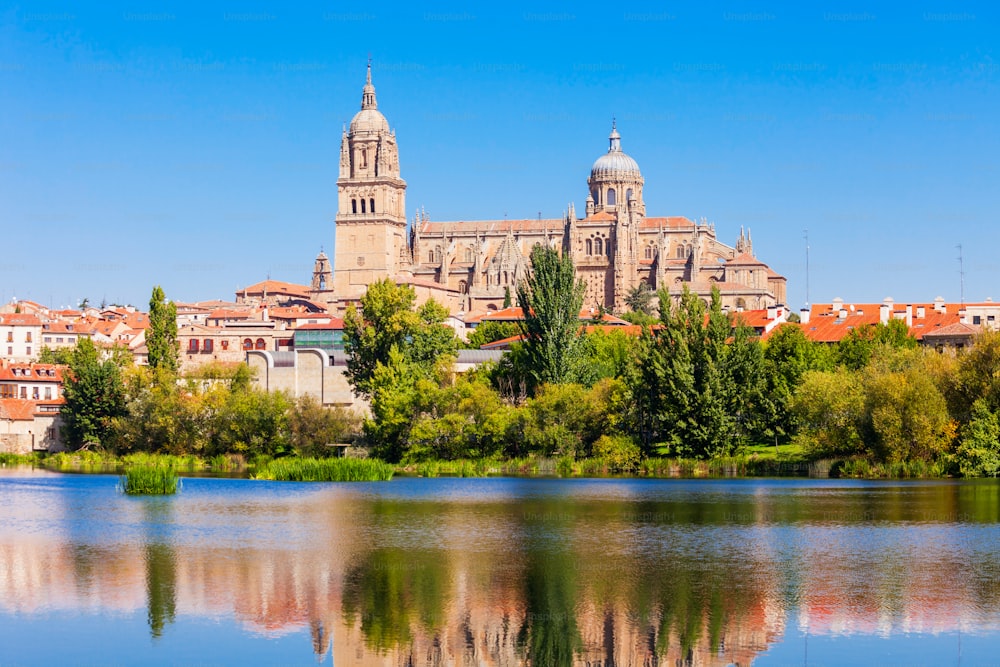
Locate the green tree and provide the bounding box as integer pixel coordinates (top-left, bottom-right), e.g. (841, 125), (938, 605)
(515, 245), (586, 387)
(289, 396), (361, 458)
(61, 338), (129, 448)
(466, 320), (520, 349)
(147, 285), (178, 373)
(344, 279), (456, 399)
(763, 323), (833, 439)
(956, 399), (1000, 477)
(837, 319), (916, 371)
(790, 368), (866, 457)
(638, 286), (734, 458)
(37, 346), (74, 365)
(624, 282), (655, 315)
(503, 285), (512, 308)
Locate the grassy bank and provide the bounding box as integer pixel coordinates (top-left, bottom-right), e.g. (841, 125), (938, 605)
(120, 466), (180, 495)
(0, 453), (40, 466)
(254, 457), (394, 482)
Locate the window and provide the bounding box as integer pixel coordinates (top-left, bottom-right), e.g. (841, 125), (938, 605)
(20, 387), (26, 399)
(56, 337), (64, 343)
(607, 188), (616, 206)
(626, 188), (633, 201)
(586, 239), (593, 255)
(25, 332), (31, 342)
(44, 337), (52, 343)
(44, 387), (52, 400)
(203, 339), (213, 353)
(465, 248), (473, 262)
(361, 198), (366, 213)
(645, 246), (653, 260)
(6, 346), (11, 356)
(32, 387), (38, 400)
(5, 332), (11, 343)
(68, 337), (75, 343)
(370, 198), (375, 213)
(255, 338), (266, 350)
(188, 339), (199, 353)
(361, 148), (367, 168)
(243, 338), (253, 350)
(25, 347), (30, 356)
(352, 199), (357, 214)
(221, 340), (229, 351)
(0, 386), (14, 398)
(595, 238), (603, 255)
(974, 315), (982, 325)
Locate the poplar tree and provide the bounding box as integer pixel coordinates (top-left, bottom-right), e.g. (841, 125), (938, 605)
(147, 285), (178, 373)
(515, 245), (586, 386)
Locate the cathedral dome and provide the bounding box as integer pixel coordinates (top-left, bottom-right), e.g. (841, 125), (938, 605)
(349, 108), (390, 135)
(590, 123), (641, 180)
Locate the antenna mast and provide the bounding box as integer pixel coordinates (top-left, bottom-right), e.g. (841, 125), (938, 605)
(804, 229), (810, 306)
(957, 244), (965, 305)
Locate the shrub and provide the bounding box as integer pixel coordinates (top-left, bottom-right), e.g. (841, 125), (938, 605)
(120, 467), (179, 495)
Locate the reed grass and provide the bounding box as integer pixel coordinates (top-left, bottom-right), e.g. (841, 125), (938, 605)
(254, 457), (394, 482)
(120, 466), (180, 495)
(0, 453), (38, 466)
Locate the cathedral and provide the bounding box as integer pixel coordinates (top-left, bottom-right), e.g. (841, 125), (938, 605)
(331, 65), (786, 315)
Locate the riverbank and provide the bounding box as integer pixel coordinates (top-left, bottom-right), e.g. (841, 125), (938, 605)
(0, 450), (963, 480)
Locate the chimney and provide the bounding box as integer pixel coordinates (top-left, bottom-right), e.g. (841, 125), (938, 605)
(880, 303), (890, 324)
(799, 307), (811, 324)
(767, 305), (777, 320)
(934, 296), (946, 313)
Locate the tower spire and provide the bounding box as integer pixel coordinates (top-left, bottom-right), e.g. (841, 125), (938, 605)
(362, 60), (377, 110)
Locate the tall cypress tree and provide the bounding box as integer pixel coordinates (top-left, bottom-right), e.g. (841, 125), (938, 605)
(515, 245), (585, 386)
(147, 285), (178, 373)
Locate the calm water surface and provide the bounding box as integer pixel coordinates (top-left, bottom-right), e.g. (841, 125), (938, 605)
(1, 469), (998, 666)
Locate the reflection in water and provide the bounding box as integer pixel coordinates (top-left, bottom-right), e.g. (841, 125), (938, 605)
(0, 474), (999, 665)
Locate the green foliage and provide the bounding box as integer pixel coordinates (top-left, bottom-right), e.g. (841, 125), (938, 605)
(624, 282), (656, 315)
(61, 338), (129, 449)
(344, 279), (456, 400)
(288, 395), (360, 458)
(592, 434), (641, 471)
(147, 285), (179, 373)
(791, 369), (867, 457)
(956, 399), (1000, 477)
(254, 457), (393, 481)
(948, 330), (1000, 421)
(120, 467), (179, 495)
(36, 346), (74, 365)
(503, 285), (512, 308)
(837, 319), (916, 370)
(638, 286), (744, 458)
(466, 320), (520, 349)
(515, 244), (586, 387)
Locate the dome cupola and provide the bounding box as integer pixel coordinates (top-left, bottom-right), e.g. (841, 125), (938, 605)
(586, 120), (644, 215)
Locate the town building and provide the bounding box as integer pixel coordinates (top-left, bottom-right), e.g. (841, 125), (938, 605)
(331, 65), (787, 316)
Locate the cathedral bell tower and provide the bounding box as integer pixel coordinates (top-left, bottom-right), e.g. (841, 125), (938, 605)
(333, 63), (408, 299)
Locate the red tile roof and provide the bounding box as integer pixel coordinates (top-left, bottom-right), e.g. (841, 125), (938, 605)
(237, 280), (313, 297)
(0, 314), (42, 326)
(0, 399), (36, 421)
(0, 363), (64, 383)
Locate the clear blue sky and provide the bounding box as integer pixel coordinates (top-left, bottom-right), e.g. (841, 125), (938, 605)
(2, 1), (998, 309)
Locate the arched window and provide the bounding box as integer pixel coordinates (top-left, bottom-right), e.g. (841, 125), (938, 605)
(370, 198), (375, 213)
(502, 271), (508, 285)
(361, 199), (366, 213)
(676, 246), (684, 259)
(361, 148), (367, 168)
(607, 188), (616, 206)
(319, 276), (326, 290)
(242, 338), (253, 350)
(586, 239), (593, 255)
(428, 250), (435, 263)
(465, 248), (473, 262)
(595, 238), (603, 256)
(458, 280), (468, 293)
(255, 338), (266, 350)
(644, 245), (653, 260)
(626, 188), (633, 201)
(352, 199), (357, 214)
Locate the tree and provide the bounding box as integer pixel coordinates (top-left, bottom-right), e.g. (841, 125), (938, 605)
(61, 338), (128, 448)
(503, 286), (512, 308)
(624, 283), (655, 316)
(956, 399), (1000, 477)
(343, 279), (456, 399)
(837, 319), (916, 371)
(515, 245), (586, 387)
(37, 346), (74, 365)
(147, 285), (178, 373)
(466, 320), (520, 349)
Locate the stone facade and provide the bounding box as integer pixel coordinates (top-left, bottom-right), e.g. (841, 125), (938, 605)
(332, 68), (786, 314)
